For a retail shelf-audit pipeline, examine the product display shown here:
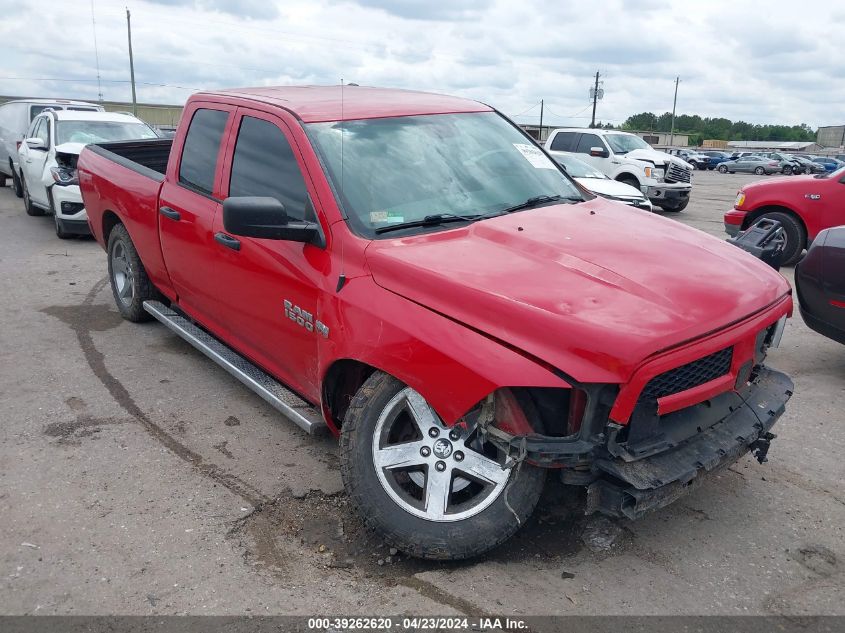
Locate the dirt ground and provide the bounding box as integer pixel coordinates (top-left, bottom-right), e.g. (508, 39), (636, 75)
(1, 170), (843, 617)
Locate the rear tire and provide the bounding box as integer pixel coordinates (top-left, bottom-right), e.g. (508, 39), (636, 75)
(0, 174), (6, 187)
(755, 211), (805, 266)
(21, 174), (44, 216)
(107, 223), (157, 322)
(718, 164), (728, 173)
(340, 372), (546, 560)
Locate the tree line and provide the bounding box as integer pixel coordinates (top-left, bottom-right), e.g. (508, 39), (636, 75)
(616, 112), (816, 145)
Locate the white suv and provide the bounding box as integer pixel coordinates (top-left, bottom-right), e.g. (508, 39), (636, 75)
(18, 109), (157, 238)
(0, 99), (103, 198)
(544, 128), (693, 212)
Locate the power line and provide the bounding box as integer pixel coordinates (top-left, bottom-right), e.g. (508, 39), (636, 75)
(511, 101), (541, 118)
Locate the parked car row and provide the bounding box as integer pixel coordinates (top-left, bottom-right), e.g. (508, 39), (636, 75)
(0, 98), (158, 238)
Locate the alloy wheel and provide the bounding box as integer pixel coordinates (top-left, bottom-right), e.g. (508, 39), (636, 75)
(371, 387), (511, 522)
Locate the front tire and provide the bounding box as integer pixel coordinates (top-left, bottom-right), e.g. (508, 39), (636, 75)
(107, 223), (157, 322)
(340, 373), (545, 560)
(659, 198), (689, 212)
(12, 169), (24, 198)
(54, 214), (73, 239)
(755, 211), (806, 266)
(754, 167), (765, 175)
(21, 174), (44, 216)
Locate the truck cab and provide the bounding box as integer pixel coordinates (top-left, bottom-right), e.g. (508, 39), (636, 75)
(544, 128), (693, 211)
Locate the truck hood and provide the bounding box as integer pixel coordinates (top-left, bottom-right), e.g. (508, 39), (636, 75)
(365, 198), (789, 384)
(623, 148), (689, 170)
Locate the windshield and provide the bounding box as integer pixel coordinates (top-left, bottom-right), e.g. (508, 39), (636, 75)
(604, 133), (651, 154)
(56, 120), (157, 145)
(554, 154), (606, 178)
(307, 112), (583, 237)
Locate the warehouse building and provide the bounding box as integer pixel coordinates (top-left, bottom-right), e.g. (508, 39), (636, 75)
(817, 125), (845, 150)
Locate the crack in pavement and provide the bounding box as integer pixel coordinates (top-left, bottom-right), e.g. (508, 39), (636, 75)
(42, 277), (268, 508)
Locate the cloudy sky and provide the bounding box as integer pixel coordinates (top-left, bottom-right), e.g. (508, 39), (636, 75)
(1, 0), (842, 128)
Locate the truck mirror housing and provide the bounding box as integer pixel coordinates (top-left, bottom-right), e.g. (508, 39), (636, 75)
(25, 137), (47, 150)
(223, 196), (321, 245)
(589, 146), (608, 158)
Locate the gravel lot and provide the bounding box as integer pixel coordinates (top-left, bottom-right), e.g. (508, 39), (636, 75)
(1, 170), (843, 618)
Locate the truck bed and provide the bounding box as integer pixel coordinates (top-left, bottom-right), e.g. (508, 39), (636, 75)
(77, 138), (173, 297)
(84, 138), (173, 181)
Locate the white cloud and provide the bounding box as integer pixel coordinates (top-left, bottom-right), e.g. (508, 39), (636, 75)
(0, 0), (841, 129)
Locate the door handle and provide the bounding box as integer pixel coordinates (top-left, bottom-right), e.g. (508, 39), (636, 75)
(214, 232), (241, 251)
(159, 206), (181, 221)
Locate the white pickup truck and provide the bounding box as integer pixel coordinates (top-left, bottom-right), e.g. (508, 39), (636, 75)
(544, 128), (693, 212)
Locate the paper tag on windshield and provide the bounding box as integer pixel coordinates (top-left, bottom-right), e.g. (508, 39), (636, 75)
(513, 143), (556, 169)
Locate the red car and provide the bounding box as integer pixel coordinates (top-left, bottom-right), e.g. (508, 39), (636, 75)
(724, 167), (845, 266)
(78, 86), (793, 560)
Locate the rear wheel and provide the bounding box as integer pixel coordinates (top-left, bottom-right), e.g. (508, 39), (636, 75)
(718, 164), (728, 173)
(0, 173), (6, 187)
(107, 223), (157, 322)
(754, 211), (805, 266)
(341, 373), (546, 560)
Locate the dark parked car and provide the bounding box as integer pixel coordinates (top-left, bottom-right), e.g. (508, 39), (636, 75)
(717, 155), (781, 175)
(811, 157), (844, 172)
(789, 154), (826, 174)
(796, 226), (845, 344)
(700, 150), (731, 169)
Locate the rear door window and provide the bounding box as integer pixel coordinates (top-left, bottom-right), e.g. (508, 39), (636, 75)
(228, 115), (310, 221)
(575, 133), (603, 154)
(549, 132), (577, 152)
(178, 108), (229, 195)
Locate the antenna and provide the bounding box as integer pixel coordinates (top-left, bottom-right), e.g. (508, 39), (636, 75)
(91, 0), (104, 101)
(336, 79), (347, 293)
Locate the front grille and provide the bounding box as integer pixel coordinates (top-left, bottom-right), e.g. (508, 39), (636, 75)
(637, 347), (733, 406)
(665, 161), (691, 183)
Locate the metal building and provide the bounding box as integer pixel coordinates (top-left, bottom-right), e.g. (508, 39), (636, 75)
(816, 126), (845, 150)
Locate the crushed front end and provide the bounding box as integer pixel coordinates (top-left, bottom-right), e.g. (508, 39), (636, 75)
(474, 299), (793, 520)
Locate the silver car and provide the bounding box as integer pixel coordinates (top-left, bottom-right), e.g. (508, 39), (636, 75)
(716, 155), (781, 175)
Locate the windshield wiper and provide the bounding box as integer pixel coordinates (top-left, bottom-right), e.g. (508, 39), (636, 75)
(496, 194), (581, 215)
(374, 213), (478, 234)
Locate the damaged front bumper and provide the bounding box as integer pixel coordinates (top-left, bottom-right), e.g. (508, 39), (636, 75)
(484, 367), (793, 520)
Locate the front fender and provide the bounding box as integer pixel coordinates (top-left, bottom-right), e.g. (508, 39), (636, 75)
(316, 275), (570, 425)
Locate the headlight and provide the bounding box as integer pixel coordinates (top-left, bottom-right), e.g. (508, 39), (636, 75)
(50, 166), (78, 186)
(652, 168), (665, 181)
(735, 191), (746, 208)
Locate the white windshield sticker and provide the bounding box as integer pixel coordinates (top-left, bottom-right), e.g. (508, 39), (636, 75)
(513, 143), (557, 169)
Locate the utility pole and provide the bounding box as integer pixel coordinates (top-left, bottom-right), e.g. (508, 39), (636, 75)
(538, 99), (544, 142)
(669, 76), (679, 147)
(126, 8), (137, 116)
(590, 71), (600, 128)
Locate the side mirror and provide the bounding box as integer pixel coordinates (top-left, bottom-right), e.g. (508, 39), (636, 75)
(25, 137), (47, 150)
(589, 146), (609, 158)
(223, 196), (322, 245)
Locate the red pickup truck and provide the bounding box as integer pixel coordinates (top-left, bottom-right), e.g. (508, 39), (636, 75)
(724, 167), (845, 266)
(78, 86), (793, 560)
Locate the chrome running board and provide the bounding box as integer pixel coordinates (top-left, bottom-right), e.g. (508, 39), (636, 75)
(143, 300), (326, 435)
